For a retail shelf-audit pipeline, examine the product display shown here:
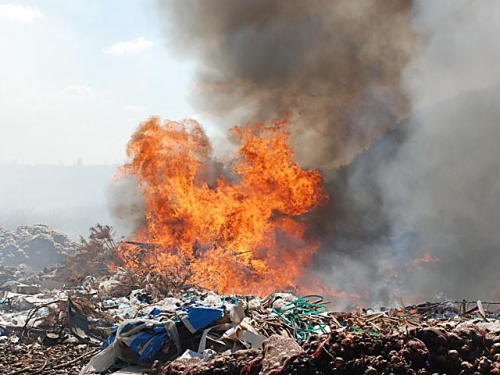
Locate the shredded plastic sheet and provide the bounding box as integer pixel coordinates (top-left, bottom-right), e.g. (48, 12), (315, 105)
(80, 319), (174, 375)
(81, 305), (225, 374)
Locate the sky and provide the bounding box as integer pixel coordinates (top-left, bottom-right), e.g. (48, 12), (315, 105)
(0, 0), (198, 165)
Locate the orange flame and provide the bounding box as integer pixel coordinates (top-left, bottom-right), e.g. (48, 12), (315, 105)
(116, 116), (329, 295)
(409, 252), (440, 271)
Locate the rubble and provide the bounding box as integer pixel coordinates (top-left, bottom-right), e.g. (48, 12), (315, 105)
(1, 225), (500, 374)
(145, 299), (500, 375)
(2, 266), (500, 375)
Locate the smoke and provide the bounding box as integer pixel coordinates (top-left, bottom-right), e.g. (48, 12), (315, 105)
(0, 163), (114, 240)
(316, 0), (500, 306)
(137, 0), (500, 304)
(382, 0), (500, 301)
(158, 0), (418, 176)
(404, 0), (500, 108)
(107, 175), (146, 239)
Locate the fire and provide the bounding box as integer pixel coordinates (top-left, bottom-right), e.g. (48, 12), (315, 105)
(116, 116), (329, 295)
(409, 252), (440, 271)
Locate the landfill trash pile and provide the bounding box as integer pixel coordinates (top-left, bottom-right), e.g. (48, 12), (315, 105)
(0, 224), (121, 300)
(0, 264), (40, 292)
(1, 225), (500, 374)
(156, 313), (500, 375)
(148, 301), (500, 375)
(2, 266), (500, 375)
(0, 225), (77, 271)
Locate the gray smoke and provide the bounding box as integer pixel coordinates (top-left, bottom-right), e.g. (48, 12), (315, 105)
(107, 175), (146, 239)
(149, 0), (500, 305)
(158, 0), (418, 176)
(382, 0), (500, 301)
(315, 0), (500, 306)
(0, 163), (114, 241)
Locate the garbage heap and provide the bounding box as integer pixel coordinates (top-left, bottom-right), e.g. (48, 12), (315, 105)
(0, 224), (77, 271)
(1, 225), (500, 374)
(1, 266), (500, 375)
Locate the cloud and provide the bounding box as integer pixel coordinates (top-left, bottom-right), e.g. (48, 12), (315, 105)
(61, 85), (92, 98)
(104, 37), (154, 56)
(0, 4), (45, 21)
(123, 105), (146, 113)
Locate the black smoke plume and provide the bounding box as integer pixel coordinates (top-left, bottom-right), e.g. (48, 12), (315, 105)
(140, 0), (500, 306)
(158, 0), (418, 176)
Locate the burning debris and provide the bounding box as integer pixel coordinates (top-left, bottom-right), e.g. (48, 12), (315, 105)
(147, 0), (500, 307)
(116, 116), (328, 295)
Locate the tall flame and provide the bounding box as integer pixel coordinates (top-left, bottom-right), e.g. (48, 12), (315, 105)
(117, 116), (329, 295)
